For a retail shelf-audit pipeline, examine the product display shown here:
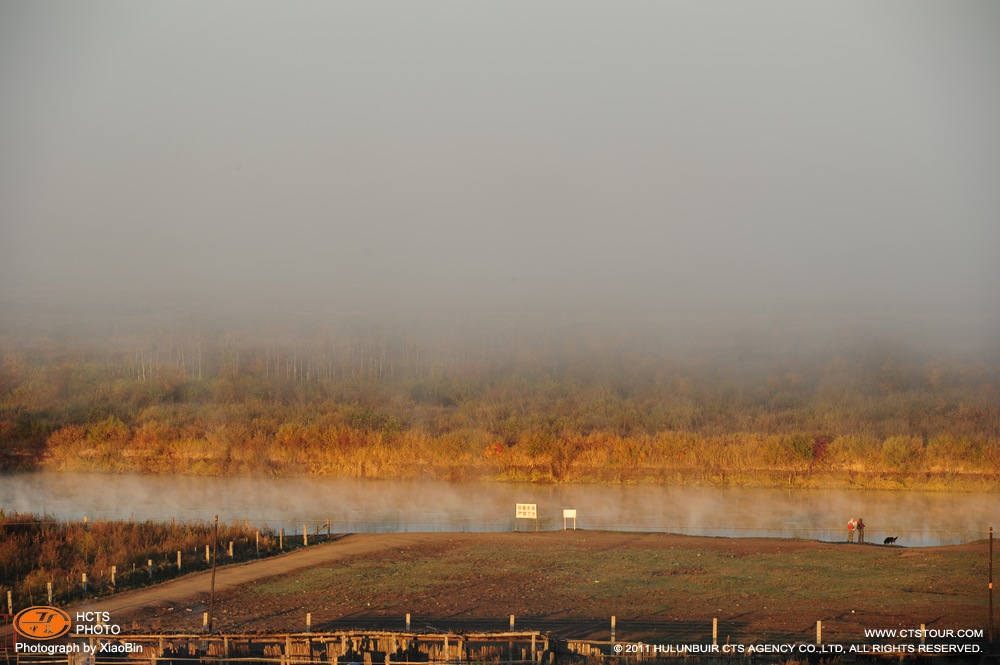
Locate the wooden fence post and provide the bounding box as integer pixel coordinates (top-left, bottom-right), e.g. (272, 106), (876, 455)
(713, 618), (718, 646)
(177, 551), (182, 570)
(611, 616), (616, 643)
(816, 620), (822, 645)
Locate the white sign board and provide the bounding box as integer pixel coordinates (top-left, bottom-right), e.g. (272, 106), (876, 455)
(515, 503), (537, 519)
(563, 509), (576, 519)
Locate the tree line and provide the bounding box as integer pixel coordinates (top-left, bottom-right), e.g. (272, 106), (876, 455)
(1, 323), (998, 489)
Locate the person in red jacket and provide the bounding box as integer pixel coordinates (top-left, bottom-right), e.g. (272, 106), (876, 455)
(847, 518), (856, 542)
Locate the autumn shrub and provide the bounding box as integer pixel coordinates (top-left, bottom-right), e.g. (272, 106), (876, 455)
(46, 424), (88, 457)
(880, 436), (925, 471)
(824, 435), (878, 470)
(761, 434), (812, 469)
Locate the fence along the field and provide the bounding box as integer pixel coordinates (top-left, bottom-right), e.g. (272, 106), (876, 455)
(0, 516), (330, 610)
(5, 618), (985, 665)
(19, 631), (554, 665)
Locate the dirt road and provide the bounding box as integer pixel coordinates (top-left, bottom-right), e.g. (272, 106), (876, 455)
(66, 533), (440, 616)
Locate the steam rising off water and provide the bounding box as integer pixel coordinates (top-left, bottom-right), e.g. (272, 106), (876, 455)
(2, 473), (994, 547)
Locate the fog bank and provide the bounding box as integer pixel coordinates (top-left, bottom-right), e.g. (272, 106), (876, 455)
(2, 1), (998, 354)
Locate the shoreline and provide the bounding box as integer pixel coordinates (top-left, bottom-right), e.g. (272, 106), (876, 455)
(4, 464), (999, 493)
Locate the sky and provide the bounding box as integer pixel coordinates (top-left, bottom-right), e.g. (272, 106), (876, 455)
(1, 1), (998, 344)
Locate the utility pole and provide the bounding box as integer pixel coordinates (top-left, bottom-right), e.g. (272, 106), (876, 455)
(208, 515), (219, 632)
(990, 526), (994, 649)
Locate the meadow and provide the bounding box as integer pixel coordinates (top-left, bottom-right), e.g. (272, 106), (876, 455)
(120, 530), (991, 645)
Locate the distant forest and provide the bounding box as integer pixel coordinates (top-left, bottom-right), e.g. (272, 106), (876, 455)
(1, 315), (998, 490)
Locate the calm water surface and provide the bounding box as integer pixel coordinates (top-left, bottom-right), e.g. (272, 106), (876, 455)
(1, 472), (995, 546)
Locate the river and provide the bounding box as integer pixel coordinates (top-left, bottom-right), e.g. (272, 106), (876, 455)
(1, 472), (995, 546)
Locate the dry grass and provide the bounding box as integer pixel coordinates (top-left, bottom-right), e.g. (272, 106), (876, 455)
(189, 531), (990, 644)
(0, 513), (296, 608)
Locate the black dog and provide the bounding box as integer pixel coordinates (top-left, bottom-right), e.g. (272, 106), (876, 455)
(883, 536), (898, 545)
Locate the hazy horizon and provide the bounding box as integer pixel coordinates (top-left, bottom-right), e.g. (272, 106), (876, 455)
(2, 2), (998, 356)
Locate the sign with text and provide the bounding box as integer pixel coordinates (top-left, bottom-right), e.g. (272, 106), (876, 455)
(515, 503), (537, 519)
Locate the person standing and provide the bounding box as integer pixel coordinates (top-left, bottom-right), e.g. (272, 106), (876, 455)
(856, 518), (865, 543)
(847, 518), (856, 542)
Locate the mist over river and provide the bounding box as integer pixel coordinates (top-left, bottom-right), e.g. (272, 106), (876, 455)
(1, 472), (994, 547)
